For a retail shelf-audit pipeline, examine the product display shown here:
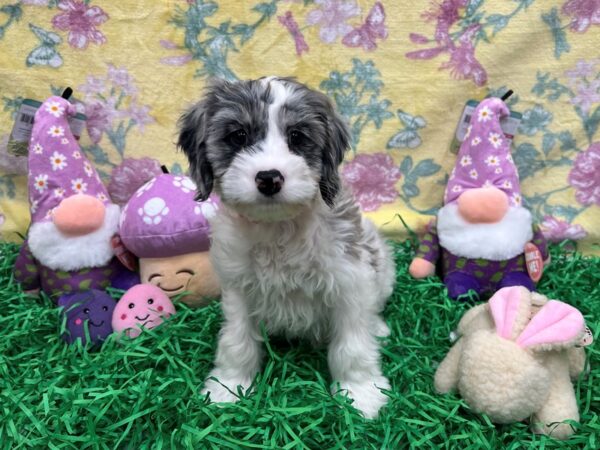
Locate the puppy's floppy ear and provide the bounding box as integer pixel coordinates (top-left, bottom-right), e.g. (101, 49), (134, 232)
(320, 106), (350, 207)
(177, 100), (213, 201)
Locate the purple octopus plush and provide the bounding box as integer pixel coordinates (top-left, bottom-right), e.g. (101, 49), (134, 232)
(119, 174), (221, 307)
(58, 289), (116, 346)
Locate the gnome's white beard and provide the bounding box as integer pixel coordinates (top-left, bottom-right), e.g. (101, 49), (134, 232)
(28, 204), (120, 271)
(437, 203), (533, 261)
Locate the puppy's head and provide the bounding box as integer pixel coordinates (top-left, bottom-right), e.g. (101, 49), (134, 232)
(177, 77), (350, 222)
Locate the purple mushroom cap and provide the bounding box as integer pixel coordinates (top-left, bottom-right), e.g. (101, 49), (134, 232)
(119, 174), (220, 258)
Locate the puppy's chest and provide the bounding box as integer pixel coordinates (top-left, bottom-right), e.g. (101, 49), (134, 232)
(247, 241), (327, 295)
(242, 241), (334, 338)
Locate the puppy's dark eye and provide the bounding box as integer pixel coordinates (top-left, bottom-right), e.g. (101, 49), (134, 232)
(128, 303), (135, 309)
(102, 306), (108, 312)
(83, 308), (90, 315)
(289, 130), (306, 147)
(226, 129), (247, 147)
(147, 298), (154, 305)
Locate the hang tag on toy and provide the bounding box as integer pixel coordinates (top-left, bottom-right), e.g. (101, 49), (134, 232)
(111, 235), (138, 272)
(450, 99), (522, 154)
(576, 326), (594, 347)
(524, 242), (543, 282)
(8, 99), (87, 157)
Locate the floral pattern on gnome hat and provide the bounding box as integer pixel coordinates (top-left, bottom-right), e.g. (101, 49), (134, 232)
(444, 97), (522, 208)
(27, 95), (112, 224)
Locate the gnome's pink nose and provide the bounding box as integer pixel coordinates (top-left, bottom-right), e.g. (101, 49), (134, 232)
(53, 194), (106, 236)
(457, 187), (508, 224)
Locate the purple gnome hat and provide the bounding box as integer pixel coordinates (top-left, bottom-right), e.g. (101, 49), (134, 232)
(28, 96), (111, 223)
(119, 174), (220, 258)
(444, 97), (522, 207)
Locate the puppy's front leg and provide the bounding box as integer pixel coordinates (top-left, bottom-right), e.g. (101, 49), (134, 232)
(328, 302), (390, 419)
(202, 288), (263, 403)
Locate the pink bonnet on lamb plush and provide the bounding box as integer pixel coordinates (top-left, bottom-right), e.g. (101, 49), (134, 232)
(119, 174), (220, 258)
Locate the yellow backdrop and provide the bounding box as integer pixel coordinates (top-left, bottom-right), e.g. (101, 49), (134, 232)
(1, 0), (598, 253)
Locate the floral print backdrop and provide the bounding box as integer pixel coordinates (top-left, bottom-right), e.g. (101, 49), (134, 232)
(0, 0), (598, 253)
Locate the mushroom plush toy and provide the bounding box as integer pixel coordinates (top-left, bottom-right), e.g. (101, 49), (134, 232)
(13, 95), (138, 299)
(118, 173), (221, 307)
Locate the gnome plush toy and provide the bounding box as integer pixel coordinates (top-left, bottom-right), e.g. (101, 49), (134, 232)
(13, 95), (138, 299)
(118, 173), (221, 307)
(409, 97), (548, 300)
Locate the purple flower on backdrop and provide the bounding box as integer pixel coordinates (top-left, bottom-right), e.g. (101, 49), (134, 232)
(159, 39), (194, 66)
(571, 80), (600, 113)
(440, 24), (486, 86)
(79, 76), (106, 96)
(342, 153), (401, 211)
(107, 64), (137, 95)
(406, 1), (487, 86)
(108, 157), (163, 206)
(562, 0), (600, 33)
(564, 59), (600, 113)
(306, 0), (361, 44)
(84, 99), (117, 144)
(565, 59), (599, 79)
(342, 2), (387, 51)
(160, 54), (194, 66)
(540, 215), (587, 242)
(568, 142), (600, 206)
(279, 11), (309, 55)
(78, 65), (154, 145)
(21, 0), (49, 5)
(423, 0), (468, 42)
(51, 0), (109, 50)
(126, 103), (154, 132)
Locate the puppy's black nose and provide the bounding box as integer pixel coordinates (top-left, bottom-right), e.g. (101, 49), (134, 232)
(255, 170), (284, 196)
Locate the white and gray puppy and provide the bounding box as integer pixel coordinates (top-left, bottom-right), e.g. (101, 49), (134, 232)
(177, 76), (396, 418)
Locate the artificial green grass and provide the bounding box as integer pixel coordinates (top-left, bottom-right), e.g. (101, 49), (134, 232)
(0, 240), (598, 449)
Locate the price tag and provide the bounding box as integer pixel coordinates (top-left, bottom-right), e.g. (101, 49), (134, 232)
(450, 99), (522, 154)
(8, 99), (86, 157)
(524, 242), (543, 282)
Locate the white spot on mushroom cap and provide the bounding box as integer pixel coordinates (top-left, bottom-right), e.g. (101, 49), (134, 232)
(138, 197), (169, 226)
(173, 176), (197, 194)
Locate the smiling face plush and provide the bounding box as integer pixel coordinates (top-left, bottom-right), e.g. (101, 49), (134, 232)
(112, 284), (176, 338)
(58, 290), (116, 345)
(139, 252), (220, 306)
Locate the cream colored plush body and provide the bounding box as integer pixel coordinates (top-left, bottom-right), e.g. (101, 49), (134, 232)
(435, 287), (587, 440)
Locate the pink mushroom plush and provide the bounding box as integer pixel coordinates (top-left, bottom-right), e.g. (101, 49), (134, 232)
(118, 174), (220, 307)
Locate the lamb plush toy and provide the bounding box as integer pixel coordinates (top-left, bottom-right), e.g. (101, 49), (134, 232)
(409, 97), (548, 300)
(13, 96), (138, 299)
(118, 173), (221, 307)
(434, 286), (588, 439)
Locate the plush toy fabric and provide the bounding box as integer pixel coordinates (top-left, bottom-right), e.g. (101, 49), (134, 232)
(434, 286), (587, 440)
(119, 174), (221, 306)
(112, 284), (176, 338)
(409, 97), (548, 300)
(58, 289), (116, 346)
(13, 96), (138, 298)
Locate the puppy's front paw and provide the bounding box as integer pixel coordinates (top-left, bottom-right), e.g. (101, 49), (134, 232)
(201, 371), (252, 403)
(373, 318), (390, 338)
(335, 376), (390, 419)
